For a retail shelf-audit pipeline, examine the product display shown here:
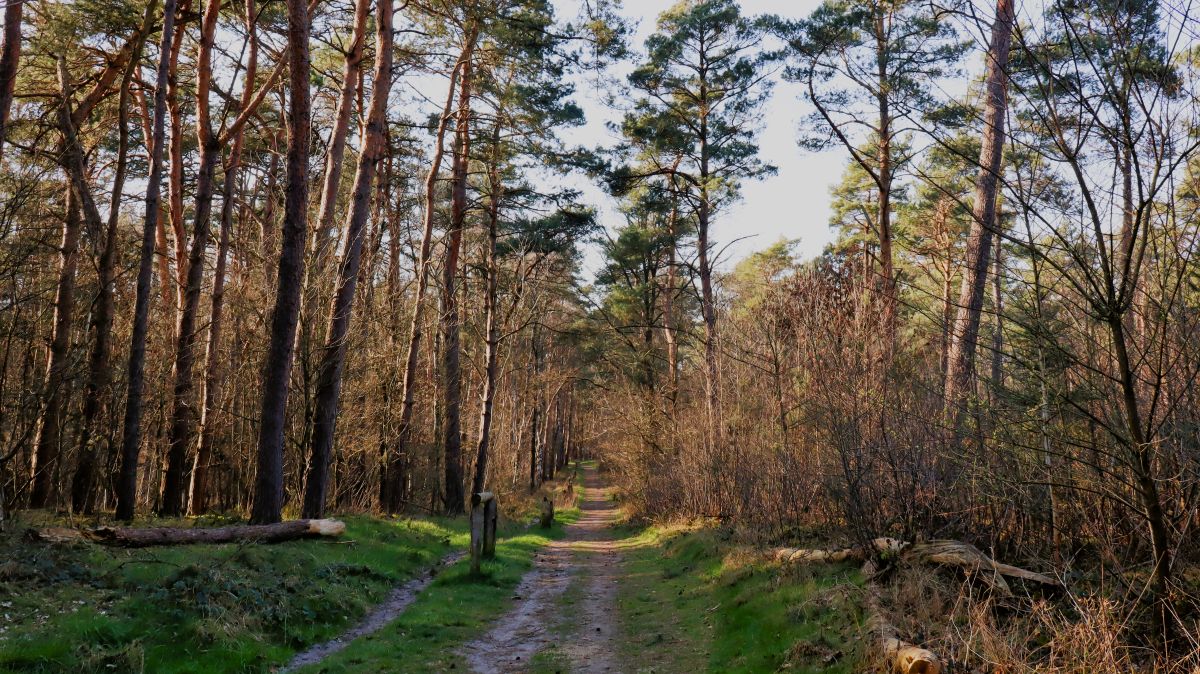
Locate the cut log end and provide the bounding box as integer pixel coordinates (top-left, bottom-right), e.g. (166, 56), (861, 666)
(885, 639), (942, 674)
(306, 519), (346, 537)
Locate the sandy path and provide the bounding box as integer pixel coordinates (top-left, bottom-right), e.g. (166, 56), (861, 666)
(462, 466), (624, 674)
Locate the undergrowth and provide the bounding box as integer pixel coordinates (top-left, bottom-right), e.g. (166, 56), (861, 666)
(615, 524), (867, 673)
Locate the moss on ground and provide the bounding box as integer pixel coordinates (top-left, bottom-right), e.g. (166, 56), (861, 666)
(615, 524), (866, 674)
(0, 515), (467, 673)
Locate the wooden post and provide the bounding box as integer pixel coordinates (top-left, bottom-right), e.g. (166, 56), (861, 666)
(539, 496), (554, 529)
(470, 491), (496, 574)
(483, 497), (497, 558)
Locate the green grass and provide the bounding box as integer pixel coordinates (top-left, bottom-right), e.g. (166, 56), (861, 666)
(296, 508), (580, 673)
(615, 524), (866, 674)
(0, 515), (467, 674)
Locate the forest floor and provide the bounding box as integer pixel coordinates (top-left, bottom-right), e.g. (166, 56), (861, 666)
(1, 466), (865, 674)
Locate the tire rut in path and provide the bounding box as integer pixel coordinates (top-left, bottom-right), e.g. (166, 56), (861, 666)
(282, 550), (466, 672)
(462, 467), (623, 674)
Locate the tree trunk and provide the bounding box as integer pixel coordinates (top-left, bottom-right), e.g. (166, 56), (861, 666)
(189, 0), (260, 515)
(697, 108), (721, 453)
(30, 193), (80, 510)
(32, 59), (106, 509)
(251, 0), (311, 525)
(116, 0), (179, 521)
(989, 232), (1004, 396)
(383, 50), (466, 513)
(160, 0), (224, 516)
(73, 27), (146, 513)
(470, 143), (502, 497)
(297, 0), (371, 469)
(166, 13), (188, 308)
(874, 9), (896, 353)
(311, 0), (369, 255)
(302, 0), (393, 520)
(0, 0), (22, 160)
(440, 41), (474, 516)
(943, 0), (1014, 426)
(662, 190), (680, 420)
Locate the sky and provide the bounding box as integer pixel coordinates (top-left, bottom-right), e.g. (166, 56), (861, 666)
(552, 0), (839, 277)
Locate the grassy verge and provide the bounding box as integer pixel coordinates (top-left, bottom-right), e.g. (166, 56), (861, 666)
(0, 515), (467, 674)
(294, 508), (581, 673)
(615, 524), (866, 674)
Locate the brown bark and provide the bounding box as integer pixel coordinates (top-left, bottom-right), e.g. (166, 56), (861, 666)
(297, 0), (371, 464)
(383, 52), (466, 513)
(166, 9), (188, 307)
(189, 0), (260, 515)
(440, 36), (476, 516)
(30, 191), (80, 509)
(117, 0), (180, 522)
(73, 20), (148, 513)
(470, 120), (503, 497)
(0, 0), (21, 159)
(251, 0), (312, 525)
(132, 84), (176, 315)
(31, 58), (107, 508)
(302, 0), (394, 519)
(313, 0), (370, 249)
(160, 0), (223, 516)
(873, 7), (896, 353)
(943, 0), (1015, 425)
(697, 86), (721, 453)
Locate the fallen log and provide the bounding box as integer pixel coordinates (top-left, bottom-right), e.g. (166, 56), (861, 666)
(773, 538), (1056, 596)
(905, 540), (1058, 597)
(772, 537), (908, 565)
(29, 519), (345, 547)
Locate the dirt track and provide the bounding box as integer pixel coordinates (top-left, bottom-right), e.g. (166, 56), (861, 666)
(462, 466), (623, 673)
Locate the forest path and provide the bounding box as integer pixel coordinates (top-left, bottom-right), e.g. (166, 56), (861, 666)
(462, 465), (625, 673)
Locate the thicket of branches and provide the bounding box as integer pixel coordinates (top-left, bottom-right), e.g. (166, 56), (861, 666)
(585, 0), (1200, 666)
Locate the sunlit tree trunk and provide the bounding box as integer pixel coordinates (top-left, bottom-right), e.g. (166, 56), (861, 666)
(160, 0), (223, 516)
(944, 0), (1014, 426)
(302, 0), (394, 519)
(73, 25), (147, 513)
(440, 38), (475, 515)
(471, 121), (503, 497)
(251, 0), (312, 525)
(116, 0), (180, 521)
(189, 0), (260, 515)
(383, 51), (466, 513)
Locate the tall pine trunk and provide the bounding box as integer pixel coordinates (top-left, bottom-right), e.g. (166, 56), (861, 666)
(302, 0), (394, 519)
(0, 0), (22, 159)
(439, 41), (475, 515)
(470, 125), (503, 497)
(382, 50), (467, 513)
(944, 0), (1015, 425)
(251, 0), (311, 525)
(116, 0), (179, 521)
(160, 0), (223, 516)
(73, 27), (145, 513)
(189, 0), (260, 515)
